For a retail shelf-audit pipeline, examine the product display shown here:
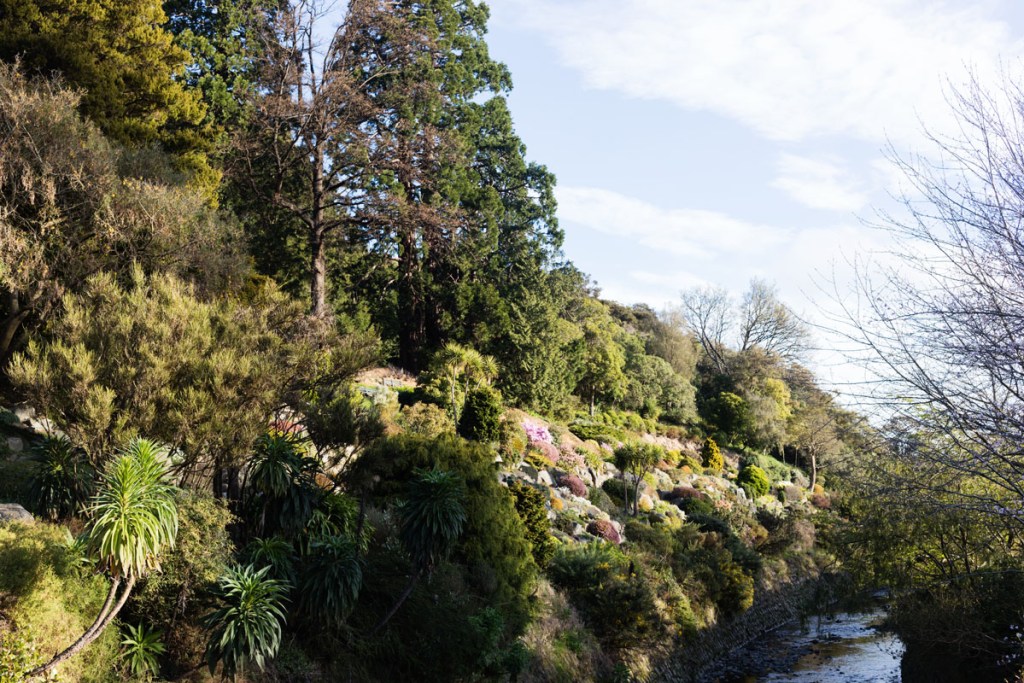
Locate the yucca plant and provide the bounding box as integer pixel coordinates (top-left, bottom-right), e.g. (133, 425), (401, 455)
(244, 536), (297, 585)
(120, 623), (165, 680)
(298, 535), (362, 627)
(203, 564), (288, 678)
(28, 438), (178, 678)
(29, 434), (94, 520)
(245, 432), (319, 536)
(371, 468), (466, 634)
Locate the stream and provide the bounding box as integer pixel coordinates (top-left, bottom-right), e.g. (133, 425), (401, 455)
(723, 609), (903, 682)
(710, 608), (1014, 683)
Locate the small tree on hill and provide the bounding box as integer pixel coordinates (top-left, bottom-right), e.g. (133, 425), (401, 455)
(701, 437), (723, 473)
(28, 439), (179, 678)
(613, 442), (663, 516)
(458, 385), (503, 442)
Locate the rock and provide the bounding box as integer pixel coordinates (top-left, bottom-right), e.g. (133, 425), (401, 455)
(6, 436), (24, 454)
(537, 470), (554, 487)
(12, 404), (34, 422)
(0, 504), (33, 524)
(638, 493), (655, 512)
(518, 464), (539, 482)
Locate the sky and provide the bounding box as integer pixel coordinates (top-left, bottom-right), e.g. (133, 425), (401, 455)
(482, 0), (1024, 382)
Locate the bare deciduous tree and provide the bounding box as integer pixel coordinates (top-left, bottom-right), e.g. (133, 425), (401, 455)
(680, 279), (808, 371)
(739, 278), (809, 359)
(679, 285), (731, 371)
(829, 72), (1024, 525)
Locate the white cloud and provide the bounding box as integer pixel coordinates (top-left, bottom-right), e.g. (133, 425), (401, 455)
(772, 154), (867, 212)
(504, 0), (1022, 143)
(556, 186), (792, 259)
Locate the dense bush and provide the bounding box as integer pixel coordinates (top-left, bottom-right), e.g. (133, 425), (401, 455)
(458, 386), (503, 442)
(130, 490), (234, 675)
(738, 464), (771, 498)
(568, 421), (626, 444)
(345, 436), (538, 629)
(9, 270), (372, 480)
(400, 402), (454, 438)
(601, 477), (628, 506)
(701, 437), (724, 472)
(548, 544), (659, 650)
(27, 435), (94, 521)
(508, 481), (556, 568)
(558, 474), (588, 498)
(0, 523), (119, 682)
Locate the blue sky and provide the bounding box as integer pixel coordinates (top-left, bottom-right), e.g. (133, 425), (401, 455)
(482, 0), (1024, 345)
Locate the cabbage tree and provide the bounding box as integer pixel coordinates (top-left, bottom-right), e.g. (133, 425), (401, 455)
(28, 438), (178, 677)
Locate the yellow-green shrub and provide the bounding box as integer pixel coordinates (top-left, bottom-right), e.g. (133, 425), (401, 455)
(0, 522), (118, 682)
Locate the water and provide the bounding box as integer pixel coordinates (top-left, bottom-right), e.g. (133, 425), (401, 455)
(753, 611), (902, 682)
(716, 610), (904, 683)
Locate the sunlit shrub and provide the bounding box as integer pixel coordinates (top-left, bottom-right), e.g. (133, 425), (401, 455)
(559, 474), (587, 498)
(701, 437), (723, 472)
(738, 464), (771, 498)
(586, 520), (621, 544)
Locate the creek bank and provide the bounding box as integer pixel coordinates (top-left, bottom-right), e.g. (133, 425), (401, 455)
(711, 609), (902, 682)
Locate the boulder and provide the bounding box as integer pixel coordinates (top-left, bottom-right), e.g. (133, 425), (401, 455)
(0, 504), (33, 525)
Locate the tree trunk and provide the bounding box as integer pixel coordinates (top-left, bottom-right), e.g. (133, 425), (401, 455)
(370, 568), (421, 636)
(0, 290), (30, 362)
(28, 576), (135, 678)
(310, 227), (327, 319)
(310, 145), (328, 319)
(809, 452), (817, 492)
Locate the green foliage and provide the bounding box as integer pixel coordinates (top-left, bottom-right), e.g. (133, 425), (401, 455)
(0, 0), (215, 182)
(346, 435), (538, 628)
(738, 464), (771, 498)
(458, 386), (504, 442)
(88, 438), (178, 581)
(300, 385), (386, 458)
(245, 431), (319, 537)
(400, 469), (468, 572)
(131, 489), (233, 674)
(702, 392), (753, 446)
(28, 435), (94, 521)
(508, 481), (556, 568)
(120, 623), (165, 680)
(569, 421), (626, 445)
(701, 437), (724, 472)
(548, 544), (659, 650)
(0, 64), (244, 361)
(203, 564), (288, 678)
(243, 537), (296, 586)
(0, 523), (119, 682)
(298, 535), (362, 627)
(400, 402), (455, 438)
(9, 270), (348, 481)
(601, 478), (629, 505)
(0, 624), (38, 683)
(613, 442), (663, 515)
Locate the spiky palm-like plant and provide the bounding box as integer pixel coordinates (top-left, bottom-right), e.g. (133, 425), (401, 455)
(299, 534), (362, 627)
(28, 438), (178, 677)
(372, 468), (466, 634)
(245, 431), (318, 536)
(120, 623), (165, 680)
(203, 564), (288, 678)
(29, 433), (94, 520)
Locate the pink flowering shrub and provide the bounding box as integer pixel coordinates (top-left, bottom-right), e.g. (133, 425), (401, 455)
(557, 445), (586, 472)
(670, 485), (702, 500)
(586, 519), (621, 544)
(523, 420), (552, 444)
(558, 474), (588, 498)
(533, 440), (560, 463)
